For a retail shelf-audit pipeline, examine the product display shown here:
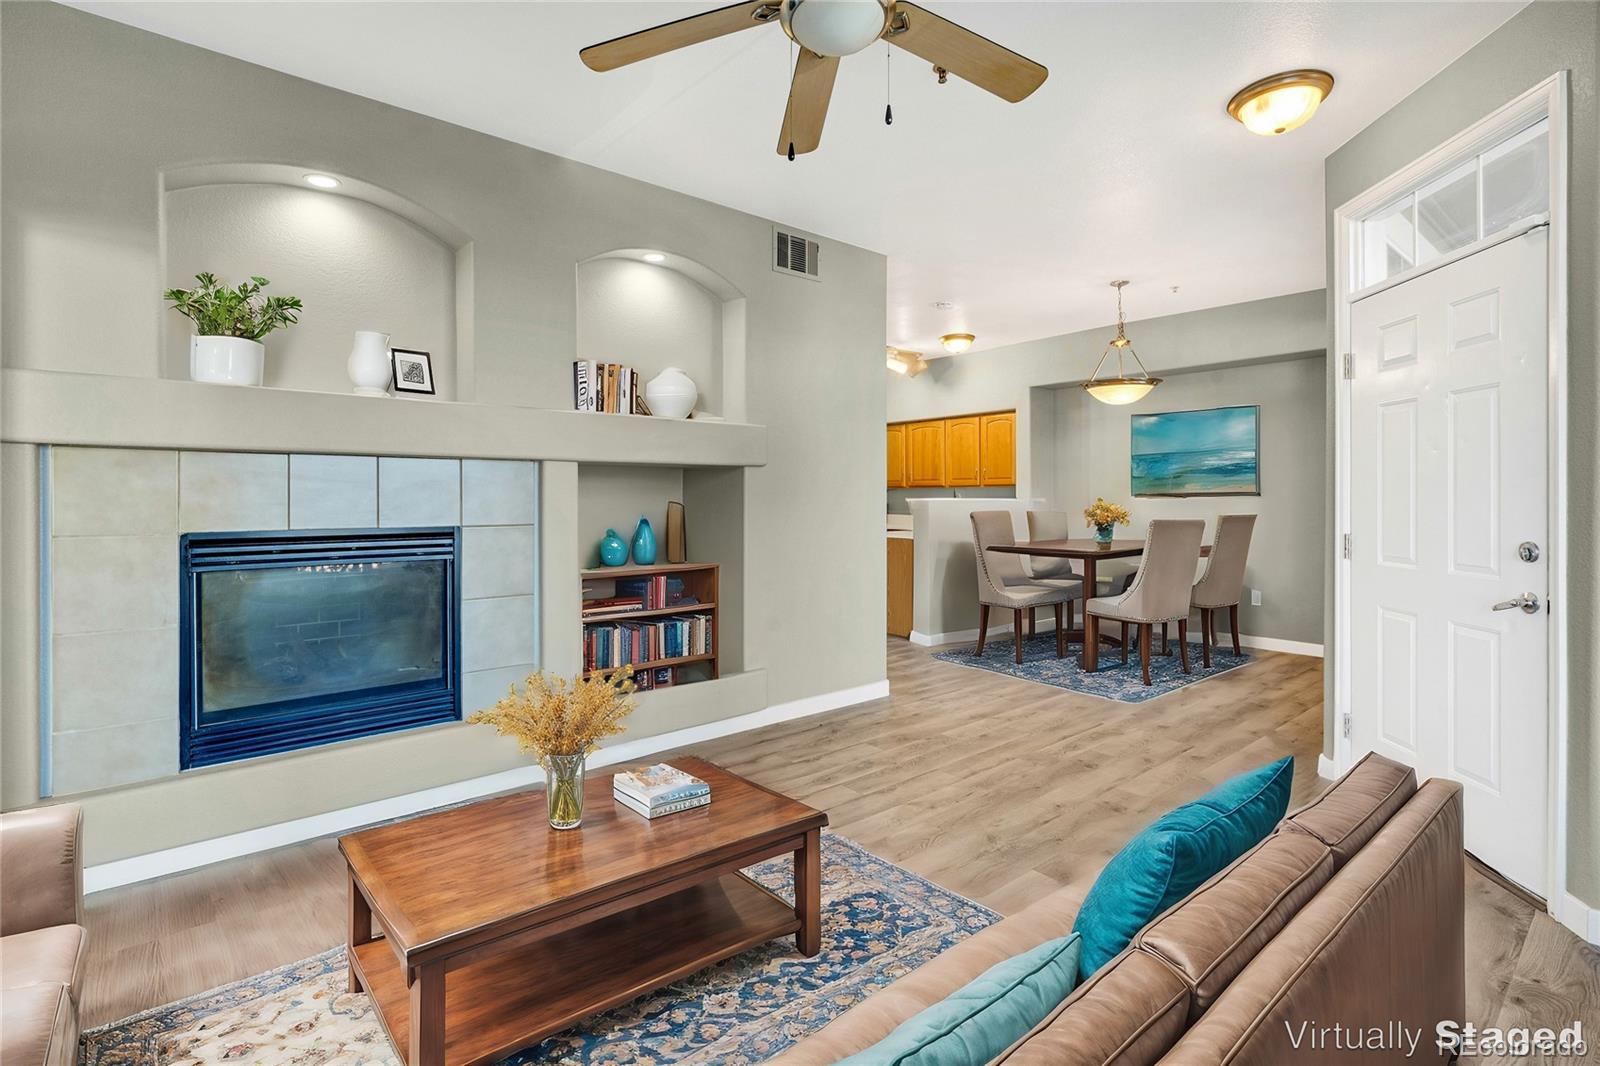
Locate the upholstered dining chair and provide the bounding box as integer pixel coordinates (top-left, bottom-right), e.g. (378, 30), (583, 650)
(970, 511), (1079, 664)
(1023, 510), (1087, 637)
(1191, 513), (1258, 667)
(1084, 519), (1206, 685)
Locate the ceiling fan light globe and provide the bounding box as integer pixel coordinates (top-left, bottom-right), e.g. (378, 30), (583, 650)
(782, 0), (891, 57)
(1083, 379), (1160, 405)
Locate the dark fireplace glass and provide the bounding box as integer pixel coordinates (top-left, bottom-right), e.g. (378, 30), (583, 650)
(179, 528), (461, 769)
(197, 560), (446, 723)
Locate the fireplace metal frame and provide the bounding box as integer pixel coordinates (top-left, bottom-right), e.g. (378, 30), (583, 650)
(178, 527), (462, 770)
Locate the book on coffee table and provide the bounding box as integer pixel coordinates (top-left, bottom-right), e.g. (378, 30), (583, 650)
(613, 763), (711, 811)
(614, 790), (710, 819)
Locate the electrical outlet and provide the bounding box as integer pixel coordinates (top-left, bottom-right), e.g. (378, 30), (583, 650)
(1250, 589), (1263, 606)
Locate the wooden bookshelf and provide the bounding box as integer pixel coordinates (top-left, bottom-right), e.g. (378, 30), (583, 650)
(580, 562), (719, 686)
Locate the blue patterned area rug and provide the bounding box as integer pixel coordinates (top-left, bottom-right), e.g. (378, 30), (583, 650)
(80, 833), (996, 1066)
(934, 630), (1252, 703)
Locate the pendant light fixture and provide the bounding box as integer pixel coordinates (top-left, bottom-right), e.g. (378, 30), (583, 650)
(1082, 281), (1161, 405)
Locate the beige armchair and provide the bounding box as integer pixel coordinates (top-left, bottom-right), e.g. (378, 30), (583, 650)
(1192, 513), (1258, 667)
(1084, 519), (1205, 685)
(971, 511), (1079, 664)
(1, 804), (87, 1066)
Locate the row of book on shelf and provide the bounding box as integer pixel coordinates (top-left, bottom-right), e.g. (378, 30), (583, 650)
(581, 574), (699, 617)
(612, 763), (710, 819)
(572, 361), (647, 414)
(583, 614), (713, 672)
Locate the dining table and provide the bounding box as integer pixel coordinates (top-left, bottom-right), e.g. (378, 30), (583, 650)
(987, 538), (1211, 672)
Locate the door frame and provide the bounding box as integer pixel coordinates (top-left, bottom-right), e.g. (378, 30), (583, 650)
(1332, 72), (1570, 917)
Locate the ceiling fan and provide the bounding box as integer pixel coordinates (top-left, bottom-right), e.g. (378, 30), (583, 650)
(579, 0), (1048, 158)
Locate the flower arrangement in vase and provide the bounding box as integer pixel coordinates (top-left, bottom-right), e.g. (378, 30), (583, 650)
(468, 667), (636, 829)
(1083, 497), (1132, 546)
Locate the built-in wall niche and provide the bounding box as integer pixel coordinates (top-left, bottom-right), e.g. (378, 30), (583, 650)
(160, 163), (472, 399)
(575, 462), (745, 676)
(575, 250), (748, 421)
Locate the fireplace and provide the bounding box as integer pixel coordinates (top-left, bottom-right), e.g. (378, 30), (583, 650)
(179, 528), (461, 769)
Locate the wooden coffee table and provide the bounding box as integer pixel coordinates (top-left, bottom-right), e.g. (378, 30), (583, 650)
(339, 757), (827, 1066)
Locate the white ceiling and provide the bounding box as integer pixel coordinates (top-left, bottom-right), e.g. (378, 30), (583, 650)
(72, 1), (1523, 356)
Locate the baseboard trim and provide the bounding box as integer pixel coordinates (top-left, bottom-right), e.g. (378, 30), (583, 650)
(82, 678), (890, 894)
(1561, 892), (1600, 945)
(1317, 754), (1341, 782)
(913, 624), (1323, 658)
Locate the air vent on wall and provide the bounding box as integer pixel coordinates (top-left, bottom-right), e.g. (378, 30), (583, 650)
(773, 227), (821, 281)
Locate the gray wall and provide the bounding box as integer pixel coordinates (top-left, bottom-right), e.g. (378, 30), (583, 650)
(163, 183), (459, 397)
(0, 3), (885, 864)
(1324, 0), (1598, 904)
(575, 259), (723, 417)
(885, 289), (1327, 502)
(1053, 356), (1327, 645)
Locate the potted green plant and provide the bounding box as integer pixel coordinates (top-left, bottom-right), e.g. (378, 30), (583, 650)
(164, 273), (303, 387)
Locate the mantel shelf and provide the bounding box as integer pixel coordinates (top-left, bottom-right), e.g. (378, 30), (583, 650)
(1, 369), (766, 468)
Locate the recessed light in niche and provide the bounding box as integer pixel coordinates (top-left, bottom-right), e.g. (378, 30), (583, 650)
(303, 173), (341, 189)
(642, 252), (666, 264)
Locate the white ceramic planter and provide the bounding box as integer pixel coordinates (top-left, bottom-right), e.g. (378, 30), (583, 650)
(644, 367), (697, 419)
(190, 336), (265, 387)
(347, 330), (392, 397)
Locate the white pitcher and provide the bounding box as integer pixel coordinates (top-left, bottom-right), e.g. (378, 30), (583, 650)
(347, 331), (392, 397)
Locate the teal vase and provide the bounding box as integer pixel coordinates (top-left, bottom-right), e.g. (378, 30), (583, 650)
(631, 516), (657, 565)
(598, 529), (628, 566)
(1094, 523), (1115, 545)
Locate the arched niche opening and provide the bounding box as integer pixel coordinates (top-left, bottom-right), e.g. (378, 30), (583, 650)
(575, 249), (747, 421)
(159, 163), (473, 399)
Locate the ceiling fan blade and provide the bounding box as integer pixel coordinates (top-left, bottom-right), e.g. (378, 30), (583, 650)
(886, 2), (1047, 103)
(777, 49), (841, 157)
(580, 1), (779, 72)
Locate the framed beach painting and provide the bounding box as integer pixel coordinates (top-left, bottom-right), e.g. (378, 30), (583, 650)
(1130, 405), (1260, 497)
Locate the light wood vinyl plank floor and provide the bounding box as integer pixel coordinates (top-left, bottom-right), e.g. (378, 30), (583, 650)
(81, 640), (1598, 1046)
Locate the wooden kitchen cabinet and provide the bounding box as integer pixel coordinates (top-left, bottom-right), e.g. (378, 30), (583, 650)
(886, 423), (908, 488)
(944, 416), (981, 486)
(980, 412), (1016, 486)
(905, 420), (947, 487)
(887, 535), (914, 637)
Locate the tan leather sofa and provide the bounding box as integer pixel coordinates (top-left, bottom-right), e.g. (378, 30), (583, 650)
(774, 754), (1464, 1064)
(1, 804), (88, 1066)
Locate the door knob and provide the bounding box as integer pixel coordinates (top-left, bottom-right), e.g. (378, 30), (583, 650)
(1518, 541), (1540, 562)
(1492, 593), (1541, 614)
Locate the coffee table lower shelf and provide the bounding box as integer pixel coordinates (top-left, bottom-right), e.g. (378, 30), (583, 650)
(350, 872), (801, 1066)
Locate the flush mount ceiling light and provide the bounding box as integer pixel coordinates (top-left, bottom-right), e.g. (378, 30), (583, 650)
(886, 346), (928, 376)
(642, 252), (666, 263)
(940, 332), (975, 355)
(1082, 281), (1161, 405)
(1227, 69), (1334, 136)
(303, 173), (341, 189)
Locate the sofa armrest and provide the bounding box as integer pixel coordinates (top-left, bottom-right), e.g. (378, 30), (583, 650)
(0, 804), (84, 936)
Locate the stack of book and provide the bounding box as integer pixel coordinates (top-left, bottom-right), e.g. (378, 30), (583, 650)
(581, 594), (645, 618)
(582, 613), (713, 671)
(613, 763), (711, 819)
(572, 361), (648, 414)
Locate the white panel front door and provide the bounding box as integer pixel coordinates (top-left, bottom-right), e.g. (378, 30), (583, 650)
(1349, 228), (1549, 896)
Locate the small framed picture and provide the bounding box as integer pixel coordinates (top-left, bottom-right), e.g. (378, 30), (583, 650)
(390, 348), (435, 395)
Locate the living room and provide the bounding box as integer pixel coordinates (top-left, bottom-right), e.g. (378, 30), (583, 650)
(1, 2), (1595, 1064)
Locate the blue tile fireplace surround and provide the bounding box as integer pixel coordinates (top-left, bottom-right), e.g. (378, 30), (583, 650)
(178, 527), (462, 769)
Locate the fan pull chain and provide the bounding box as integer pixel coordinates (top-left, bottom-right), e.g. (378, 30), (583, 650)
(885, 43), (893, 125)
(786, 38), (797, 162)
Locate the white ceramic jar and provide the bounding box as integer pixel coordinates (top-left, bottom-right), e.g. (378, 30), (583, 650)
(347, 330), (392, 397)
(190, 336), (266, 387)
(644, 367), (697, 419)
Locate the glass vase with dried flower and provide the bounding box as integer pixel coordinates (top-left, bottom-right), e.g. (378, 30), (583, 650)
(468, 667), (636, 829)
